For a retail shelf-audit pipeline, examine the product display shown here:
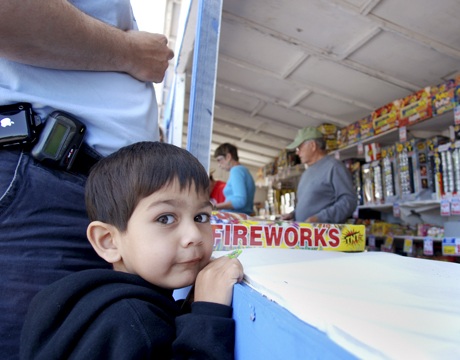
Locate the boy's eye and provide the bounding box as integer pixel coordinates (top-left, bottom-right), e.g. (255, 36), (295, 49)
(157, 214), (175, 225)
(194, 213), (210, 223)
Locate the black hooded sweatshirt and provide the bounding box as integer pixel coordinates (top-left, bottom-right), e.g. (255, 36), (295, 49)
(20, 269), (235, 359)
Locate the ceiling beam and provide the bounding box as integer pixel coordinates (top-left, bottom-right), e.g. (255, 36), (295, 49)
(222, 11), (421, 91)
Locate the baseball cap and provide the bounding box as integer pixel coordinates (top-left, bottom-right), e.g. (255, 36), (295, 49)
(286, 127), (323, 150)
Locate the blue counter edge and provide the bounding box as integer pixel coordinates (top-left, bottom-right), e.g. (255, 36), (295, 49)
(232, 283), (357, 360)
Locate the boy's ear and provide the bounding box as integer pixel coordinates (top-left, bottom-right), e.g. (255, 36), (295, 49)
(87, 221), (122, 264)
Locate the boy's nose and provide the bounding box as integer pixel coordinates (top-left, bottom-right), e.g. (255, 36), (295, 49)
(181, 222), (203, 247)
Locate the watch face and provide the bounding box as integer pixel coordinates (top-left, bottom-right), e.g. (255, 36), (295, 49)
(0, 107), (32, 145)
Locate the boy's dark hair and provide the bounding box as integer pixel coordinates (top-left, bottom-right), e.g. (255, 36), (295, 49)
(214, 143), (239, 161)
(85, 141), (210, 232)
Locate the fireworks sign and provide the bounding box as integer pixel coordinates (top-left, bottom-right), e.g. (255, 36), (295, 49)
(211, 213), (365, 252)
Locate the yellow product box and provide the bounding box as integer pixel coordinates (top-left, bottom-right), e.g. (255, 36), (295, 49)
(317, 123), (338, 136)
(371, 222), (397, 236)
(211, 213), (365, 252)
(346, 122), (361, 145)
(432, 79), (456, 116)
(359, 114), (374, 140)
(325, 137), (338, 151)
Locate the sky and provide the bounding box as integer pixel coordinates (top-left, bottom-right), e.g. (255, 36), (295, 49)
(130, 0), (166, 34)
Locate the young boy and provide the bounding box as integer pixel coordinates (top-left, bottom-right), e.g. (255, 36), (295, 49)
(20, 142), (244, 359)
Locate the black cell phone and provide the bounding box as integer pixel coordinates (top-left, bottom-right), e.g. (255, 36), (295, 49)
(31, 111), (86, 170)
(0, 103), (38, 147)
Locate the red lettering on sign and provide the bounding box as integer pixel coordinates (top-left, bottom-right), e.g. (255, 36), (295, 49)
(249, 225), (263, 246)
(314, 227), (327, 247)
(212, 224), (224, 246)
(299, 227), (312, 247)
(224, 224), (232, 246)
(329, 228), (340, 247)
(233, 224), (248, 246)
(284, 227), (298, 247)
(264, 225), (284, 246)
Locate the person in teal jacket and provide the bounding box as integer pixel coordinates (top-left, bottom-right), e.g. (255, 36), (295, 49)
(214, 143), (256, 215)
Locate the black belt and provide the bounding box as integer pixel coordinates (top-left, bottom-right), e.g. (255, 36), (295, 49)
(69, 143), (103, 176)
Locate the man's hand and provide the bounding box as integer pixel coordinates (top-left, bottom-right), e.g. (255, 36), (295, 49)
(305, 215), (319, 223)
(124, 31), (174, 83)
(280, 212), (294, 221)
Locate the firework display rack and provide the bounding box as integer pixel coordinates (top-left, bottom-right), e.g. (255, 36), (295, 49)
(263, 78), (460, 262)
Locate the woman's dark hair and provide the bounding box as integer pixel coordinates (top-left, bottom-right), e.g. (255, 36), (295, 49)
(85, 141), (210, 231)
(214, 143), (239, 161)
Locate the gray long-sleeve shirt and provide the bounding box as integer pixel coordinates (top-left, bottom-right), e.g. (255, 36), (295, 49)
(294, 155), (357, 223)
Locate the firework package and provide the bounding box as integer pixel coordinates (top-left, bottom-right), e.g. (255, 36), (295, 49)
(211, 212), (365, 252)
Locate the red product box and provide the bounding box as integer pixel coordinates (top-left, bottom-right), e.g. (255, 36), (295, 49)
(364, 142), (381, 163)
(398, 87), (432, 127)
(372, 101), (399, 135)
(432, 79), (456, 116)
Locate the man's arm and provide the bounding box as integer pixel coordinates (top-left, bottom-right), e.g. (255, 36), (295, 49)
(0, 0), (173, 82)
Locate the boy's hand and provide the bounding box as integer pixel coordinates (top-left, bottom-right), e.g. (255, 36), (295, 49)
(194, 256), (244, 306)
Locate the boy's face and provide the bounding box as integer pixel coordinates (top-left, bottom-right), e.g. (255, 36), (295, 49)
(114, 178), (213, 289)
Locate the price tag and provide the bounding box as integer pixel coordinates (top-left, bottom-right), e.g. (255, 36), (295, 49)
(403, 238), (413, 254)
(440, 199), (451, 216)
(442, 237), (460, 256)
(399, 126), (407, 142)
(334, 151), (340, 160)
(393, 202), (401, 218)
(384, 236), (394, 250)
(451, 197), (460, 215)
(357, 142), (364, 155)
(423, 237), (434, 256)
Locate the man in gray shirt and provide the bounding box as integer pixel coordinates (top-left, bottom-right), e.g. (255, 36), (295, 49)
(281, 127), (357, 223)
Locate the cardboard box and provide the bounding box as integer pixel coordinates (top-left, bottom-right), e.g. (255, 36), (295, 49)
(325, 137), (338, 151)
(317, 123), (337, 136)
(381, 145), (399, 203)
(398, 87), (432, 127)
(211, 213), (366, 252)
(432, 79), (456, 116)
(396, 139), (433, 201)
(364, 142), (381, 163)
(454, 81), (460, 124)
(346, 122), (361, 145)
(426, 136), (449, 199)
(362, 163), (374, 205)
(371, 222), (398, 236)
(372, 101), (399, 135)
(370, 160), (384, 204)
(359, 114), (374, 140)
